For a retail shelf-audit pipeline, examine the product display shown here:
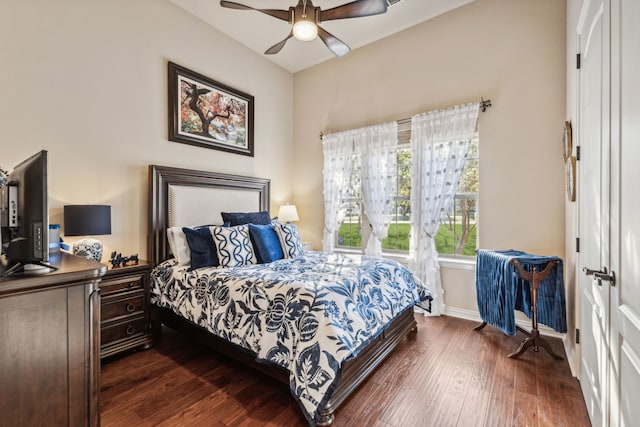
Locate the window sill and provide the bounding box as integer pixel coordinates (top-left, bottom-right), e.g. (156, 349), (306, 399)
(438, 257), (476, 271)
(333, 248), (363, 256)
(332, 249), (476, 271)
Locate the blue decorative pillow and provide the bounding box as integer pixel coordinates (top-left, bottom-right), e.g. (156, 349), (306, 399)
(182, 226), (219, 270)
(211, 225), (257, 267)
(221, 211), (271, 226)
(273, 221), (304, 259)
(248, 224), (284, 263)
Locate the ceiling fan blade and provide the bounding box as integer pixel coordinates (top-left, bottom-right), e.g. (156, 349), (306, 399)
(265, 32), (293, 55)
(317, 26), (351, 57)
(319, 0), (388, 22)
(220, 1), (290, 22)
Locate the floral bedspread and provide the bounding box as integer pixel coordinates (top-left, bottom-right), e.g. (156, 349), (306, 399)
(150, 252), (431, 426)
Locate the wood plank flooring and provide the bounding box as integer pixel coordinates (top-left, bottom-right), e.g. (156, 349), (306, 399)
(100, 315), (591, 426)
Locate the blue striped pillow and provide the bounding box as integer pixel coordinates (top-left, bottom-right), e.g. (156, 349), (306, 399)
(211, 225), (257, 267)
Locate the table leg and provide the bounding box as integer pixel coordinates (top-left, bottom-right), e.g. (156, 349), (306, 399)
(473, 321), (488, 331)
(507, 327), (563, 360)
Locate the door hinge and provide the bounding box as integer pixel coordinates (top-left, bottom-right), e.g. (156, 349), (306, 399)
(576, 146), (580, 161)
(576, 237), (580, 253)
(577, 53), (581, 69)
(576, 328), (580, 344)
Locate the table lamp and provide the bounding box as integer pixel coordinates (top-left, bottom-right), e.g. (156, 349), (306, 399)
(64, 205), (111, 261)
(277, 204), (299, 223)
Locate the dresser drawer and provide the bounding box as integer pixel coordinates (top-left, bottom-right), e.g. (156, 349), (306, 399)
(100, 273), (145, 296)
(101, 293), (144, 322)
(101, 316), (145, 346)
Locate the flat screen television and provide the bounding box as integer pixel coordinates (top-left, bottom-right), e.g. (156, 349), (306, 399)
(1, 150), (54, 276)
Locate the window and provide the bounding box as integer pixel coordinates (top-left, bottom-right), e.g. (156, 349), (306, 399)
(336, 136), (479, 257)
(336, 153), (362, 250)
(435, 137), (478, 256)
(382, 147), (411, 252)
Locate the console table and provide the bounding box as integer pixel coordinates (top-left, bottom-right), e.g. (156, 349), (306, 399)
(0, 252), (106, 426)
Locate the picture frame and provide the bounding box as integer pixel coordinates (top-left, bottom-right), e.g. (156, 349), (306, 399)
(566, 155), (576, 202)
(563, 120), (572, 161)
(168, 62), (254, 157)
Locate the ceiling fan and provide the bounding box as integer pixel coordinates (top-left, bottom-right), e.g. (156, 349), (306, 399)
(219, 0), (390, 57)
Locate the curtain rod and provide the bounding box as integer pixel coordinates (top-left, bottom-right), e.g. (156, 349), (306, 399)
(319, 98), (492, 140)
(480, 97), (492, 112)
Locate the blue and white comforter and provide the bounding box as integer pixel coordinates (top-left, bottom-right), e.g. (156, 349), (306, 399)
(150, 252), (431, 426)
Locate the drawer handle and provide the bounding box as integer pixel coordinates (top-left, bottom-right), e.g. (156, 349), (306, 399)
(126, 303), (136, 312)
(126, 325), (136, 335)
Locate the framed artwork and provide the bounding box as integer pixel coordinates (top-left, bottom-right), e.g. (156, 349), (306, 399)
(168, 62), (254, 157)
(566, 155), (576, 202)
(563, 120), (572, 161)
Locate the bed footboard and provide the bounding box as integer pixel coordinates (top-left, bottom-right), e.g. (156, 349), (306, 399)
(317, 307), (417, 425)
(151, 305), (416, 425)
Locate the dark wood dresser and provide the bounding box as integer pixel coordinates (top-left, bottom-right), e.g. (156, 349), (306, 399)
(100, 260), (153, 359)
(0, 252), (105, 427)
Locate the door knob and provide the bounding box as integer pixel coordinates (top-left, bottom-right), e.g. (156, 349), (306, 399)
(583, 266), (616, 286)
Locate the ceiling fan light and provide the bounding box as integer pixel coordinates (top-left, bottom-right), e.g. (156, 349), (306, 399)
(292, 20), (317, 41)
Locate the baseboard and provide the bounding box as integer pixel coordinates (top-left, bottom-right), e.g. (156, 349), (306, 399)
(443, 306), (566, 339)
(562, 336), (580, 377)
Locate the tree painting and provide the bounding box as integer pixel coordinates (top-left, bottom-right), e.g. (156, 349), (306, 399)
(179, 78), (248, 148)
(169, 62), (254, 156)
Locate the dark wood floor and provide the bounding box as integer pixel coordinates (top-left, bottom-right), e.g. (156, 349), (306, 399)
(100, 315), (591, 426)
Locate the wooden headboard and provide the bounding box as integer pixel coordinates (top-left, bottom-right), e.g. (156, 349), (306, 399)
(148, 165), (270, 265)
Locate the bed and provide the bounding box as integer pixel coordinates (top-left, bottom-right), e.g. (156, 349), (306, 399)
(147, 165), (431, 426)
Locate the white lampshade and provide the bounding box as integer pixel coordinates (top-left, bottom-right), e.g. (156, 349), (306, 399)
(292, 20), (318, 41)
(277, 204), (300, 222)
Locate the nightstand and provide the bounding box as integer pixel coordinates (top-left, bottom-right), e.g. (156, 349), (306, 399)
(99, 260), (153, 359)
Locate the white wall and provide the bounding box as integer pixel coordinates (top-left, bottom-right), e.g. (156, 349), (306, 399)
(0, 0), (294, 260)
(293, 0), (567, 313)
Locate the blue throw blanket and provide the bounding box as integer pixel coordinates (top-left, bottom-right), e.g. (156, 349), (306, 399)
(475, 249), (567, 336)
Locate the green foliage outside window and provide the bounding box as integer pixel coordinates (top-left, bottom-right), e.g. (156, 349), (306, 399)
(337, 220), (362, 248)
(338, 222), (477, 256)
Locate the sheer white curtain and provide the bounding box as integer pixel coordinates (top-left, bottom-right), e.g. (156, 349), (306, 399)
(355, 122), (398, 257)
(322, 131), (354, 252)
(409, 102), (480, 315)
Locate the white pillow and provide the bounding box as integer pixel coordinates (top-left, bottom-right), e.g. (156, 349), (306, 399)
(166, 226), (191, 265)
(211, 225), (257, 267)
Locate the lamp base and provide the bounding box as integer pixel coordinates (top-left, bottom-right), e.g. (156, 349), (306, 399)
(73, 238), (103, 262)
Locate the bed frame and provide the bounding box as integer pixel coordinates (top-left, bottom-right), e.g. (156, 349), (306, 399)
(148, 165), (418, 425)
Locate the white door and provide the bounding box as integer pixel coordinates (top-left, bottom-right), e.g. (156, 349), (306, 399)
(608, 0), (640, 425)
(577, 1), (610, 426)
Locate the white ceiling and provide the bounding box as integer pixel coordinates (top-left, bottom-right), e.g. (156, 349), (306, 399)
(170, 0), (475, 73)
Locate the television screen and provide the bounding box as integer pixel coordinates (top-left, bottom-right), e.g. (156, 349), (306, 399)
(1, 150), (51, 274)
